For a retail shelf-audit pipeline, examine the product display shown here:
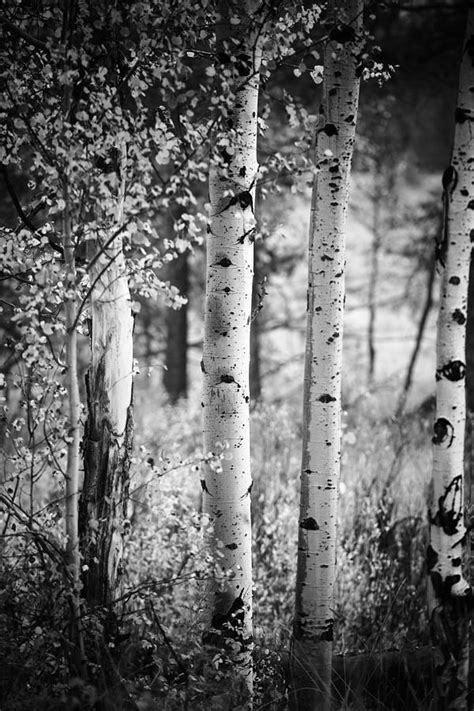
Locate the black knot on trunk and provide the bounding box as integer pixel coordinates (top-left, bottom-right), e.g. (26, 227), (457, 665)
(220, 374), (235, 384)
(432, 417), (454, 448)
(319, 393), (336, 403)
(300, 517), (319, 530)
(329, 24), (356, 44)
(436, 360), (465, 382)
(216, 257), (232, 268)
(322, 123), (338, 137)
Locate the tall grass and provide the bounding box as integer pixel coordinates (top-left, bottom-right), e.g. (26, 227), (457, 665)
(0, 382), (434, 709)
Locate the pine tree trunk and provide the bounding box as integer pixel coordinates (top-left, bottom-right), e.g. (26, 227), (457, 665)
(428, 8), (474, 709)
(290, 3), (362, 709)
(163, 250), (189, 403)
(201, 0), (262, 696)
(79, 147), (134, 617)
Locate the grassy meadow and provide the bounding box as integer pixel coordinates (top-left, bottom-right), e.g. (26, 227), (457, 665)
(0, 173), (441, 710)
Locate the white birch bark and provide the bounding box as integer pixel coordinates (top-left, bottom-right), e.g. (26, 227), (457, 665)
(291, 3), (362, 709)
(201, 0), (262, 693)
(79, 146), (134, 611)
(428, 6), (474, 708)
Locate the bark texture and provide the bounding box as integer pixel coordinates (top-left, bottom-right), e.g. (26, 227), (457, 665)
(291, 3), (362, 710)
(79, 150), (134, 613)
(201, 0), (262, 692)
(428, 6), (474, 709)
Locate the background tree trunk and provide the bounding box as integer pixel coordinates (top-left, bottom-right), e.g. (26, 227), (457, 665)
(367, 163), (383, 386)
(201, 0), (263, 696)
(428, 6), (474, 708)
(250, 246), (264, 403)
(397, 250), (436, 416)
(291, 2), (362, 709)
(163, 250), (189, 403)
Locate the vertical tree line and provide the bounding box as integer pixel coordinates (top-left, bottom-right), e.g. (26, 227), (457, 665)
(2, 1), (474, 709)
(201, 0), (264, 693)
(428, 4), (474, 708)
(290, 2), (363, 708)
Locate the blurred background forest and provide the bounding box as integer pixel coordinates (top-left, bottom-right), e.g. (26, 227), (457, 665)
(1, 1), (473, 709)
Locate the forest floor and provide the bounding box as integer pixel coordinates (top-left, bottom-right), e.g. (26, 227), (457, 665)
(0, 173), (446, 709)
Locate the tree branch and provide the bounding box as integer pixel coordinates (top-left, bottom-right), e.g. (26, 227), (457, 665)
(0, 166), (38, 233)
(0, 18), (49, 52)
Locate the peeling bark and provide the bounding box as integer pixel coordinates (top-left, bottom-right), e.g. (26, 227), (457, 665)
(201, 0), (263, 696)
(79, 146), (134, 617)
(428, 6), (474, 709)
(290, 3), (362, 710)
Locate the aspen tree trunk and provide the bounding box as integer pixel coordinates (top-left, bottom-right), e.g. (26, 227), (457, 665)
(201, 0), (262, 695)
(63, 184), (81, 604)
(428, 6), (474, 709)
(62, 179), (86, 675)
(61, 1), (85, 675)
(79, 146), (134, 616)
(467, 255), (474, 604)
(290, 3), (362, 709)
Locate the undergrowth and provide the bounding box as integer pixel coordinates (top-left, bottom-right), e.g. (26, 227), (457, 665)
(0, 392), (434, 709)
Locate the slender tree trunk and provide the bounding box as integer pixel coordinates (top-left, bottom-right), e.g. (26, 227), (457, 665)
(467, 253), (474, 603)
(367, 166), (382, 386)
(201, 0), (262, 696)
(61, 1), (85, 676)
(428, 7), (474, 709)
(250, 246), (263, 403)
(467, 252), (474, 416)
(79, 146), (134, 617)
(63, 184), (81, 605)
(290, 3), (362, 710)
(62, 178), (86, 676)
(163, 250), (189, 403)
(396, 251), (436, 417)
